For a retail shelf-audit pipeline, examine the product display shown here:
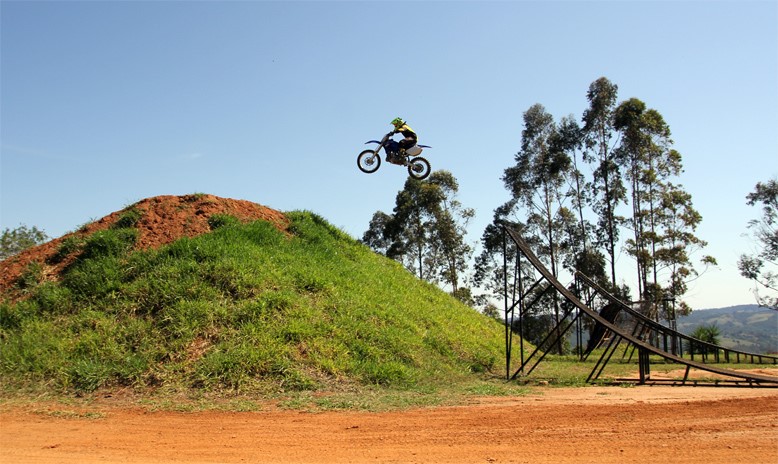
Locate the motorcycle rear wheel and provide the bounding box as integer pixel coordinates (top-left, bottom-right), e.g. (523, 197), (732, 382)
(357, 150), (381, 174)
(408, 156), (431, 180)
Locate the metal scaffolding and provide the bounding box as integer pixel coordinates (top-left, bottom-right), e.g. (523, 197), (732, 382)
(502, 226), (778, 387)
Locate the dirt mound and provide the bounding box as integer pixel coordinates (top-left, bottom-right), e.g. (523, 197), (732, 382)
(0, 194), (288, 296)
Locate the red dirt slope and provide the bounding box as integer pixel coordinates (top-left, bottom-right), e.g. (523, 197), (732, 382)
(0, 194), (288, 296)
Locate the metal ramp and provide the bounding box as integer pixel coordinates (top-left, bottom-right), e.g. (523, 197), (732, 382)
(575, 271), (778, 366)
(502, 226), (778, 387)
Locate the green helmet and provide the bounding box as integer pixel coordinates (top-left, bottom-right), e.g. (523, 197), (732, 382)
(391, 117), (405, 127)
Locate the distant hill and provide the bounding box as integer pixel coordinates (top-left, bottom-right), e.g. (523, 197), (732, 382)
(676, 305), (778, 354)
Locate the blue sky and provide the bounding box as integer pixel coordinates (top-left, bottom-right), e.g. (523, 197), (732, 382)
(1, 0), (776, 311)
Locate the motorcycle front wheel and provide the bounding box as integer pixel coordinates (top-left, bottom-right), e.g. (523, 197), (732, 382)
(357, 150), (381, 174)
(408, 156), (431, 180)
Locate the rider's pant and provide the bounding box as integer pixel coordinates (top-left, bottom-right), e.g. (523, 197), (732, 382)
(399, 137), (417, 151)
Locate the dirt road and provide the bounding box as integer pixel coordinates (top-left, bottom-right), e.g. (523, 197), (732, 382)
(2, 386), (777, 464)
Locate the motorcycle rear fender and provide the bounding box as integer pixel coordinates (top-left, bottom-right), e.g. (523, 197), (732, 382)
(406, 145), (422, 156)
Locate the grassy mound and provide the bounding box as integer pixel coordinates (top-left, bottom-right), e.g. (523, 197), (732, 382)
(1, 210), (504, 396)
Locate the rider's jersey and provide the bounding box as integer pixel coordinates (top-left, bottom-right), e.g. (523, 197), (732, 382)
(394, 124), (417, 140)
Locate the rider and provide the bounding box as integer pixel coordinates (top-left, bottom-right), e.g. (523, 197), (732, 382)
(390, 117), (418, 157)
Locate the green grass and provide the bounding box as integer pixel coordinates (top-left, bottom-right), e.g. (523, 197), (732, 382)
(112, 207), (143, 229)
(0, 211), (506, 405)
(509, 350), (778, 387)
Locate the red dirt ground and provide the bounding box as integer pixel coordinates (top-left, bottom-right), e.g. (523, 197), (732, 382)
(1, 386), (777, 464)
(0, 194), (288, 298)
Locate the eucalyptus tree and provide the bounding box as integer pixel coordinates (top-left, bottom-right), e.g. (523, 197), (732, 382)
(473, 203), (525, 311)
(424, 171), (475, 294)
(581, 77), (626, 288)
(362, 211), (393, 255)
(498, 104), (579, 353)
(0, 225), (49, 260)
(383, 177), (438, 282)
(361, 183), (432, 280)
(362, 171), (474, 296)
(554, 114), (603, 279)
(613, 98), (713, 317)
(501, 104), (575, 279)
(613, 97), (666, 302)
(738, 178), (778, 310)
(655, 184), (716, 316)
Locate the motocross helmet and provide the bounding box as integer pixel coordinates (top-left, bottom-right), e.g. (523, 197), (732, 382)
(391, 117), (405, 128)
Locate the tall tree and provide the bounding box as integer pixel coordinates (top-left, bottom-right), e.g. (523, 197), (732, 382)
(473, 202), (525, 311)
(581, 77), (626, 288)
(613, 98), (713, 317)
(385, 177), (437, 281)
(502, 104), (574, 277)
(554, 114), (601, 279)
(499, 104), (577, 353)
(362, 171), (474, 296)
(613, 98), (665, 303)
(424, 171), (475, 294)
(738, 178), (778, 310)
(655, 184), (716, 317)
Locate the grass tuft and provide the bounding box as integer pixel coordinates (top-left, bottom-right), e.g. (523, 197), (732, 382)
(112, 208), (143, 229)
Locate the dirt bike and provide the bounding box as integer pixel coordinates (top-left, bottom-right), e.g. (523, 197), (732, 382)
(357, 132), (432, 180)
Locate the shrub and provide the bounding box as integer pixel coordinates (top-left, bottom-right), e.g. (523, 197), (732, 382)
(78, 228), (138, 261)
(690, 323), (722, 354)
(208, 214), (240, 230)
(691, 323), (721, 345)
(48, 236), (85, 264)
(16, 261), (44, 290)
(112, 208), (143, 229)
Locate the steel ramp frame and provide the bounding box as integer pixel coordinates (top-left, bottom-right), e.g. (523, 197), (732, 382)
(574, 271), (778, 366)
(502, 226), (778, 387)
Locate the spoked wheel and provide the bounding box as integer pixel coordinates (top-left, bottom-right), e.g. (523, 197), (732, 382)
(357, 150), (381, 174)
(408, 156), (431, 180)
